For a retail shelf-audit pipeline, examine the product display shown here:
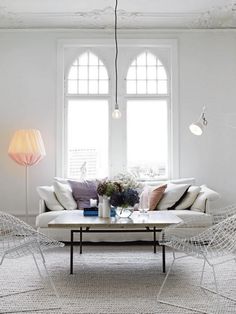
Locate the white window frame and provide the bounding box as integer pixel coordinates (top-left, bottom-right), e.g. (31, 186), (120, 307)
(56, 38), (179, 180)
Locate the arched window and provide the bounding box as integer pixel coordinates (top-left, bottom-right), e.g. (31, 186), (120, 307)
(126, 51), (168, 95)
(126, 51), (169, 180)
(67, 51), (109, 95)
(65, 51), (109, 179)
(60, 41), (177, 181)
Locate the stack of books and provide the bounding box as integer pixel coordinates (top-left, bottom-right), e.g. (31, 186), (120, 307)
(83, 207), (98, 216)
(83, 207), (116, 217)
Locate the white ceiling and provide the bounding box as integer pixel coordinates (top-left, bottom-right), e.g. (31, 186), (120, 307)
(0, 0), (236, 29)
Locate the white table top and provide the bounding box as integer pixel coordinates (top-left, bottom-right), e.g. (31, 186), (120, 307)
(48, 210), (182, 229)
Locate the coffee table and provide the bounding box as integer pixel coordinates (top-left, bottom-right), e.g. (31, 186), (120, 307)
(48, 210), (182, 274)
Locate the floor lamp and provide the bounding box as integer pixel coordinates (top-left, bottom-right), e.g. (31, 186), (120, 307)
(8, 129), (46, 223)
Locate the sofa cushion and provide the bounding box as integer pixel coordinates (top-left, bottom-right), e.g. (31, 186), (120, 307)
(37, 186), (64, 211)
(68, 180), (98, 209)
(157, 183), (190, 210)
(149, 184), (167, 210)
(168, 210), (213, 227)
(53, 181), (77, 210)
(36, 210), (77, 228)
(175, 186), (201, 210)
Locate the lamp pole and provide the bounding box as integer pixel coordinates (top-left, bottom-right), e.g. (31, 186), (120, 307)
(25, 165), (29, 223)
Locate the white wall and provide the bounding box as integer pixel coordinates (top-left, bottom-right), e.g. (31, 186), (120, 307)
(178, 32), (236, 206)
(0, 30), (235, 219)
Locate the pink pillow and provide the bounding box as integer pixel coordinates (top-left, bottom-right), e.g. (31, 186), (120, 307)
(149, 184), (167, 210)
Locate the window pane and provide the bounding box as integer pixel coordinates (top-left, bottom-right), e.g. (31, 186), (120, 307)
(89, 66), (98, 80)
(147, 53), (156, 66)
(99, 80), (109, 94)
(127, 100), (168, 180)
(78, 80), (88, 94)
(89, 53), (98, 65)
(127, 67), (136, 80)
(99, 66), (108, 80)
(147, 66), (156, 80)
(68, 66), (77, 80)
(127, 80), (136, 94)
(137, 80), (146, 94)
(137, 53), (146, 66)
(147, 80), (157, 94)
(137, 66), (146, 80)
(79, 53), (88, 65)
(68, 80), (77, 94)
(157, 80), (168, 94)
(89, 80), (98, 94)
(157, 66), (167, 80)
(67, 100), (108, 179)
(78, 66), (88, 80)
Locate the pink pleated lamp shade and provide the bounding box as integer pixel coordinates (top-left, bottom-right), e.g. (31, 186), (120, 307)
(8, 129), (46, 166)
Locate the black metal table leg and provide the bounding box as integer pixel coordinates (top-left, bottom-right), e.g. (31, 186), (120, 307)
(80, 227), (83, 254)
(70, 230), (74, 275)
(153, 227), (157, 253)
(162, 245), (166, 273)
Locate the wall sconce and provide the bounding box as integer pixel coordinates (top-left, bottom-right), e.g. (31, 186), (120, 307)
(189, 106), (208, 136)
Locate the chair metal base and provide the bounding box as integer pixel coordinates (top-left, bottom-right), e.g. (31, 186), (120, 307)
(157, 254), (236, 314)
(0, 251), (62, 313)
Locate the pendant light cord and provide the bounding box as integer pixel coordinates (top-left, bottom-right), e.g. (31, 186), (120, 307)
(114, 0), (118, 109)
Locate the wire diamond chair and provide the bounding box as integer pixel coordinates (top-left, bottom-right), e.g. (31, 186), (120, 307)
(0, 211), (64, 313)
(210, 203), (236, 224)
(157, 213), (236, 313)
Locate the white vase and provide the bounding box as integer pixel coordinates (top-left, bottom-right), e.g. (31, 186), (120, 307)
(102, 196), (110, 218)
(98, 203), (103, 218)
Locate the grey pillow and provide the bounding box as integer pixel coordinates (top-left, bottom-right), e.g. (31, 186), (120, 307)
(68, 180), (98, 209)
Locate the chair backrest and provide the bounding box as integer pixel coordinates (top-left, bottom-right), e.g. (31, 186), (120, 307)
(188, 213), (236, 257)
(207, 214), (236, 253)
(0, 211), (64, 260)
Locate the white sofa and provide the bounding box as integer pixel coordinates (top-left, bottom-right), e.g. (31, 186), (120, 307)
(35, 178), (220, 242)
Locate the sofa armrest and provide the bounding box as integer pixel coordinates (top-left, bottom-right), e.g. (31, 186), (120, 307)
(202, 186), (220, 214)
(39, 199), (46, 214)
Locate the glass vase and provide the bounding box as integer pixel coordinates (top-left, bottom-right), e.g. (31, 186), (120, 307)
(115, 207), (134, 218)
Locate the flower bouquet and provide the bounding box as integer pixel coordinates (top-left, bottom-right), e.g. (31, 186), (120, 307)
(97, 175), (140, 218)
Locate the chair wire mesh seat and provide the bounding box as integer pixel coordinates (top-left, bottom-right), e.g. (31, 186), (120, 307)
(157, 212), (236, 313)
(0, 211), (64, 313)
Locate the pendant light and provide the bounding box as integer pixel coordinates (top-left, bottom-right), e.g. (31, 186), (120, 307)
(112, 0), (122, 119)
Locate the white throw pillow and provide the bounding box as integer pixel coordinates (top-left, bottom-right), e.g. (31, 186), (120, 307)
(53, 181), (77, 210)
(157, 183), (190, 210)
(37, 186), (64, 211)
(175, 186), (201, 210)
(191, 185), (220, 213)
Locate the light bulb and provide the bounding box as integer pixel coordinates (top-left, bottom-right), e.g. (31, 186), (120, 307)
(112, 108), (122, 119)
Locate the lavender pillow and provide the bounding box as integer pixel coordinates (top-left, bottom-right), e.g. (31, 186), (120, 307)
(68, 180), (98, 209)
